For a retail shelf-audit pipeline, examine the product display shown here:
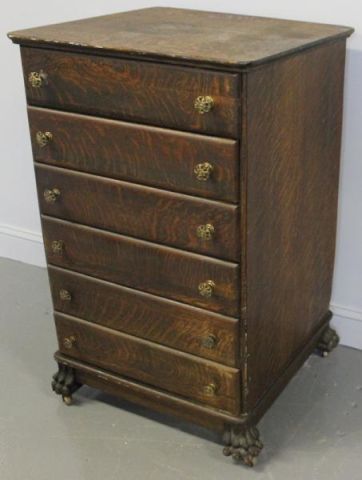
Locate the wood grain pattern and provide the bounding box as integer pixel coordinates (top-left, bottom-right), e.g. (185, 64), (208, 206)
(42, 216), (240, 316)
(55, 313), (240, 413)
(9, 8), (353, 68)
(21, 47), (240, 137)
(244, 40), (346, 411)
(35, 164), (239, 261)
(49, 266), (239, 366)
(28, 107), (239, 202)
(55, 352), (245, 432)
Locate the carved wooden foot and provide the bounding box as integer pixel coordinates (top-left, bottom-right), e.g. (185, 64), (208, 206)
(222, 425), (263, 466)
(317, 325), (339, 357)
(52, 363), (81, 405)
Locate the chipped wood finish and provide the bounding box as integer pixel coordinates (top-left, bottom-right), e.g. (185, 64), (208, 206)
(35, 164), (240, 260)
(55, 313), (241, 414)
(48, 266), (239, 366)
(28, 107), (239, 202)
(21, 47), (240, 137)
(9, 8), (353, 69)
(42, 216), (240, 316)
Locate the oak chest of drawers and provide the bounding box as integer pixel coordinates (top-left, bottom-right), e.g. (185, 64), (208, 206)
(9, 7), (353, 466)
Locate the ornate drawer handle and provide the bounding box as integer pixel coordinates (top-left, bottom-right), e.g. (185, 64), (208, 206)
(201, 334), (217, 349)
(194, 162), (213, 181)
(196, 224), (215, 241)
(51, 240), (64, 255)
(198, 280), (215, 298)
(203, 383), (217, 396)
(59, 289), (72, 302)
(28, 70), (47, 88)
(63, 335), (76, 350)
(44, 188), (60, 203)
(194, 95), (214, 114)
(36, 131), (53, 147)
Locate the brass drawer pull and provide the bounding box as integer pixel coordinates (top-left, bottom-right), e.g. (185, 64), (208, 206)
(28, 70), (47, 88)
(36, 131), (53, 147)
(194, 162), (213, 181)
(196, 224), (215, 241)
(63, 335), (76, 350)
(51, 240), (64, 255)
(194, 95), (214, 114)
(59, 289), (72, 302)
(44, 188), (60, 203)
(201, 334), (217, 349)
(203, 383), (217, 396)
(198, 280), (215, 298)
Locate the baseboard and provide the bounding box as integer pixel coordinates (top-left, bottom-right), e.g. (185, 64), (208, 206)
(0, 223), (46, 267)
(330, 303), (362, 350)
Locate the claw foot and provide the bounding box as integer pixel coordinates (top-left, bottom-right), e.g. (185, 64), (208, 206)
(317, 325), (339, 357)
(222, 425), (263, 467)
(52, 363), (81, 404)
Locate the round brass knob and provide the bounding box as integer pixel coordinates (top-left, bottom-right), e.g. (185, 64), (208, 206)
(59, 289), (72, 302)
(63, 335), (76, 350)
(196, 224), (215, 241)
(28, 70), (47, 88)
(44, 188), (60, 204)
(51, 240), (64, 255)
(198, 280), (215, 298)
(203, 383), (217, 396)
(36, 131), (53, 148)
(194, 95), (214, 114)
(194, 162), (214, 181)
(201, 334), (217, 349)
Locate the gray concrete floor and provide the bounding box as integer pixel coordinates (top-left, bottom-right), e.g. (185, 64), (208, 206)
(0, 257), (361, 480)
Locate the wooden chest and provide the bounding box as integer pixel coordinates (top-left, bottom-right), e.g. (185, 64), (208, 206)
(9, 7), (353, 466)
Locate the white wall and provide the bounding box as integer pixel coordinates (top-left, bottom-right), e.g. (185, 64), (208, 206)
(1, 1), (361, 349)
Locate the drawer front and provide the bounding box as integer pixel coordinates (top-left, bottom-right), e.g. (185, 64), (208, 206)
(22, 47), (240, 138)
(36, 165), (239, 261)
(28, 107), (239, 203)
(43, 217), (239, 316)
(55, 313), (240, 413)
(49, 266), (239, 366)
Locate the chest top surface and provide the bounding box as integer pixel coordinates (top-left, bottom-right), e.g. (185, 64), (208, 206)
(8, 7), (353, 68)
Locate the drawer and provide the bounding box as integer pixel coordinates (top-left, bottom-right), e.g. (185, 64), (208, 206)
(28, 107), (239, 203)
(42, 217), (239, 316)
(22, 47), (240, 138)
(55, 313), (240, 414)
(49, 266), (239, 366)
(36, 164), (239, 261)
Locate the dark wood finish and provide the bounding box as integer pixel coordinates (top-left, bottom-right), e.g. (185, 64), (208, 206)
(9, 8), (353, 68)
(53, 311), (330, 432)
(247, 312), (332, 426)
(49, 266), (239, 366)
(244, 41), (346, 411)
(21, 47), (239, 137)
(55, 351), (245, 432)
(55, 313), (240, 414)
(10, 8), (353, 466)
(36, 164), (239, 260)
(28, 107), (239, 202)
(42, 216), (240, 316)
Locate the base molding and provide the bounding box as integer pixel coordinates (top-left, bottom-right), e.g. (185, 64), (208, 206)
(54, 351), (245, 433)
(53, 312), (334, 434)
(53, 312), (338, 467)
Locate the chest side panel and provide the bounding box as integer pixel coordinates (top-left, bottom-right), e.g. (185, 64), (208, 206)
(245, 40), (346, 411)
